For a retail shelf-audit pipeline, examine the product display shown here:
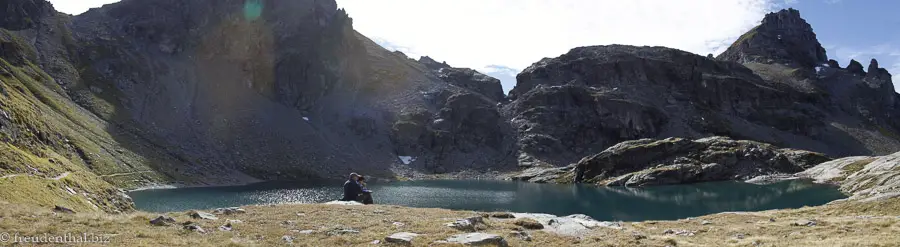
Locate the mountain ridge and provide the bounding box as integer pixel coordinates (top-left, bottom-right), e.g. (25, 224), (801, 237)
(1, 0), (899, 212)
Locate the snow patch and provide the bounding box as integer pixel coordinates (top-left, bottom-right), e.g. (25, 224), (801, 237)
(398, 156), (416, 165)
(65, 186), (76, 195)
(302, 117), (309, 121)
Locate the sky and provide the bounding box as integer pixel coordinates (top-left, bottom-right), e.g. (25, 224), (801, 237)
(49, 0), (900, 92)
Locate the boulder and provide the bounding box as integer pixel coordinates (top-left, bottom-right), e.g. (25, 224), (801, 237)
(213, 207), (246, 215)
(511, 213), (621, 237)
(325, 200), (364, 205)
(326, 228), (360, 235)
(385, 232), (420, 245)
(513, 218), (543, 230)
(53, 205), (75, 214)
(183, 224), (206, 234)
(188, 211), (218, 220)
(490, 212), (515, 219)
(218, 223), (233, 231)
(508, 231), (532, 241)
(149, 215), (176, 226)
(445, 233), (508, 247)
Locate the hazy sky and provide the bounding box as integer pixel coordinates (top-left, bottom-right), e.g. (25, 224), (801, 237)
(48, 0), (899, 92)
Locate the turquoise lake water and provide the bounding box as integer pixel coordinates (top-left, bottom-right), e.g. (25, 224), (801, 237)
(129, 179), (846, 221)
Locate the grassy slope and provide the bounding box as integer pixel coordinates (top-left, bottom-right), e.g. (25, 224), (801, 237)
(0, 47), (175, 212)
(0, 198), (897, 246)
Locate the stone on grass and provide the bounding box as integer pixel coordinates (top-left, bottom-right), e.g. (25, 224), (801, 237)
(53, 205), (76, 214)
(445, 233), (507, 247)
(445, 217), (484, 232)
(792, 219), (817, 227)
(445, 220), (475, 231)
(325, 200), (364, 205)
(508, 231), (532, 241)
(149, 215), (176, 226)
(218, 223), (233, 231)
(213, 207), (246, 215)
(282, 235), (294, 243)
(513, 218), (544, 229)
(188, 211), (218, 220)
(491, 212), (515, 219)
(663, 229), (696, 236)
(385, 232), (420, 245)
(327, 228), (360, 236)
(183, 224), (206, 234)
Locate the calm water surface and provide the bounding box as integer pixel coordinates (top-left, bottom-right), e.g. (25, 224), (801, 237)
(129, 179), (845, 221)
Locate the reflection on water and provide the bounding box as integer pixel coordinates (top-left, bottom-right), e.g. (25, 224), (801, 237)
(130, 179), (845, 221)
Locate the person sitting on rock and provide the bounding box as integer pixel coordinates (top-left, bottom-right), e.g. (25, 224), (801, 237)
(341, 173), (363, 202)
(358, 175), (374, 205)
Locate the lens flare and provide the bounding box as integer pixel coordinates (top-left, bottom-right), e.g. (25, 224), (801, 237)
(244, 0), (263, 21)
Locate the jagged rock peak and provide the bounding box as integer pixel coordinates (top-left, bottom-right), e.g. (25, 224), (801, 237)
(866, 58), (892, 81)
(418, 56), (451, 71)
(1, 0), (55, 30)
(827, 59), (840, 68)
(847, 59), (866, 76)
(717, 8), (827, 69)
(868, 59), (880, 73)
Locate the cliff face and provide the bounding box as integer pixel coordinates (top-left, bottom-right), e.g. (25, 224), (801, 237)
(61, 0), (515, 180)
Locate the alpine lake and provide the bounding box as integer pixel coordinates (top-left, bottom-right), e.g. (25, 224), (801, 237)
(129, 179), (846, 221)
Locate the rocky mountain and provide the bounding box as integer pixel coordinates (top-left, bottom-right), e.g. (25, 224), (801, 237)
(505, 8), (900, 172)
(2, 0), (899, 212)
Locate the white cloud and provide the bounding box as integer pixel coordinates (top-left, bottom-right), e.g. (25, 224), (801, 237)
(47, 0), (120, 15)
(338, 0), (775, 91)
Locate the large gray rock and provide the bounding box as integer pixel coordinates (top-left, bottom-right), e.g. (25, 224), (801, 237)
(444, 233), (507, 246)
(385, 232), (420, 245)
(510, 213), (622, 237)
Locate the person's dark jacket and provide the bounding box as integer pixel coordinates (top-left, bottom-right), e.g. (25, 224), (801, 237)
(341, 180), (362, 201)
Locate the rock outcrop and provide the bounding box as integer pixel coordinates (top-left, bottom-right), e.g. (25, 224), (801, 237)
(513, 137), (829, 186)
(799, 152), (900, 201)
(417, 56), (506, 102)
